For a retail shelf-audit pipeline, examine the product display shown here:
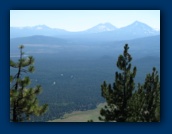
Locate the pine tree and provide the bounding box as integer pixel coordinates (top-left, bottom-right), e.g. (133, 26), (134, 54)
(128, 67), (160, 122)
(10, 45), (48, 122)
(126, 83), (146, 122)
(99, 44), (137, 122)
(143, 67), (160, 121)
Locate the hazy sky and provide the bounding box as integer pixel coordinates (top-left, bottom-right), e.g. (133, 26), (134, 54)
(10, 10), (160, 31)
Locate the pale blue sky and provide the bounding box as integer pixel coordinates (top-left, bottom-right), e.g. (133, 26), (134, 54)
(10, 10), (160, 31)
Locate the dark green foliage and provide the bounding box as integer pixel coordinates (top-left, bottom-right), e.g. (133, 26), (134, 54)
(99, 44), (137, 122)
(99, 44), (160, 122)
(128, 68), (160, 122)
(87, 119), (94, 122)
(10, 45), (48, 122)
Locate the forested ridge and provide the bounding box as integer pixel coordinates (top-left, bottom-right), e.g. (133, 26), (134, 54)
(10, 43), (160, 122)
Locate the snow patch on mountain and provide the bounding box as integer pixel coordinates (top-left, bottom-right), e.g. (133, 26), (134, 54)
(85, 23), (117, 33)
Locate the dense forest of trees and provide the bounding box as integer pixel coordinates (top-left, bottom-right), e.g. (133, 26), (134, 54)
(10, 45), (48, 122)
(94, 44), (160, 122)
(10, 44), (160, 122)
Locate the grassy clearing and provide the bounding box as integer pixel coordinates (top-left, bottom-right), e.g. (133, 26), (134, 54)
(48, 103), (106, 122)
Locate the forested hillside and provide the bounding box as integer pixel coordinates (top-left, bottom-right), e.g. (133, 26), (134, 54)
(10, 34), (160, 121)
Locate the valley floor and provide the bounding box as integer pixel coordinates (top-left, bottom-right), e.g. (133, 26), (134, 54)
(48, 103), (106, 122)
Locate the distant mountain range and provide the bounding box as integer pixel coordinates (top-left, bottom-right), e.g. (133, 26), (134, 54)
(10, 21), (160, 40)
(85, 22), (118, 33)
(10, 25), (67, 38)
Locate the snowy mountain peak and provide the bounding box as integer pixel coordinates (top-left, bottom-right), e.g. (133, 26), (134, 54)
(119, 21), (159, 36)
(85, 23), (117, 33)
(127, 21), (153, 29)
(133, 20), (142, 25)
(33, 25), (51, 30)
